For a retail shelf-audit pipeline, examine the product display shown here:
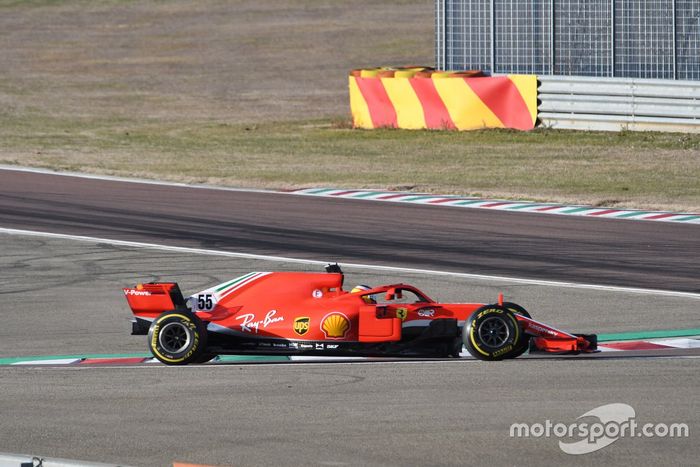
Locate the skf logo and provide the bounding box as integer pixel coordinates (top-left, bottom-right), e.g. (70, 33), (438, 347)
(396, 307), (408, 321)
(321, 312), (350, 339)
(293, 317), (310, 336)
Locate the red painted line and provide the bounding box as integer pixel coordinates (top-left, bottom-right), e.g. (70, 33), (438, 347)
(601, 341), (673, 351)
(330, 190), (360, 197)
(294, 188), (698, 224)
(376, 193), (411, 200)
(353, 77), (398, 128)
(173, 462), (219, 467)
(464, 76), (534, 130)
(480, 202), (513, 208)
(409, 78), (456, 129)
(588, 209), (622, 216)
(428, 198), (455, 204)
(80, 357), (149, 365)
(642, 213), (677, 220)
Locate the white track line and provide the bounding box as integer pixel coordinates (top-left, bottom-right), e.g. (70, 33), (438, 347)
(2, 227), (699, 300)
(3, 165), (698, 225)
(0, 165), (275, 194)
(7, 354), (700, 370)
(7, 360), (480, 370)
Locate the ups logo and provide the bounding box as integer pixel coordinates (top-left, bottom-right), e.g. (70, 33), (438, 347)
(293, 317), (310, 336)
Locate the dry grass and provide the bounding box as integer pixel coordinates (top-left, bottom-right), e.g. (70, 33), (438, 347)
(2, 116), (699, 212)
(1, 0), (699, 212)
(0, 0), (432, 122)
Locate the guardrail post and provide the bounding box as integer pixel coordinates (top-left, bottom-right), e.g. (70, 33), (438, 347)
(490, 0), (495, 74)
(672, 0), (677, 80)
(436, 0), (444, 69)
(610, 0), (615, 77)
(549, 0), (555, 74)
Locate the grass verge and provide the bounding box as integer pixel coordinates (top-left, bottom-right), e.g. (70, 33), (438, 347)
(1, 114), (699, 212)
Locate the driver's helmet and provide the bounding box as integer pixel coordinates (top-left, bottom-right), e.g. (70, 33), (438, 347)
(351, 284), (375, 304)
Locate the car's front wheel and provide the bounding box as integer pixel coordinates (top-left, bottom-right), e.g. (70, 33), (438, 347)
(148, 311), (207, 365)
(463, 305), (522, 361)
(501, 302), (531, 359)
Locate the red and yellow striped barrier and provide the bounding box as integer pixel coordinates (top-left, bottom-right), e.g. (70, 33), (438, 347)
(349, 67), (538, 131)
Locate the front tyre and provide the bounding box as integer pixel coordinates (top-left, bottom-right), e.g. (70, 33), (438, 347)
(148, 311), (207, 365)
(502, 302), (531, 359)
(463, 305), (521, 361)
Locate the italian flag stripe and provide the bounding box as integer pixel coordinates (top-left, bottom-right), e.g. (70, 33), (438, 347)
(215, 272), (257, 293)
(218, 272), (270, 299)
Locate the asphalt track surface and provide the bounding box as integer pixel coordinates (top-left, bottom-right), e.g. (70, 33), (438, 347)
(2, 359), (698, 467)
(1, 168), (699, 466)
(0, 168), (698, 293)
(1, 233), (699, 466)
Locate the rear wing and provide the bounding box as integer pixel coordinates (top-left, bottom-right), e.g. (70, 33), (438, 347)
(123, 282), (187, 319)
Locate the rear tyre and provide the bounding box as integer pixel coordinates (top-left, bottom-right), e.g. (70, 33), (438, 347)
(463, 305), (521, 361)
(148, 311), (207, 365)
(502, 302), (531, 359)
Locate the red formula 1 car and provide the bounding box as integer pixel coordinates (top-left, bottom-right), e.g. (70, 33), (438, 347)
(123, 265), (597, 364)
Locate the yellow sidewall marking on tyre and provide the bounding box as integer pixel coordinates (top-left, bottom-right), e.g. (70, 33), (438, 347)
(468, 309), (519, 357)
(150, 314), (199, 363)
(156, 313), (192, 325)
(469, 325), (491, 356)
(508, 314), (520, 343)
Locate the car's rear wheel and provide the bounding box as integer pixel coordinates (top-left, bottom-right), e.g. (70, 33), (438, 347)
(148, 311), (207, 365)
(463, 305), (522, 361)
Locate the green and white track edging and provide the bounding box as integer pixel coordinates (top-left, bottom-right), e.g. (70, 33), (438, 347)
(3, 329), (699, 366)
(0, 354), (400, 366)
(291, 188), (700, 224)
(1, 167), (697, 225)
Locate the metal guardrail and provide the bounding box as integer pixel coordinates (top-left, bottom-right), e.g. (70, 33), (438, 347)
(538, 75), (700, 133)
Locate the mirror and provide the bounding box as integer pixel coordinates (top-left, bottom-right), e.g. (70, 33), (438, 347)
(384, 288), (403, 301)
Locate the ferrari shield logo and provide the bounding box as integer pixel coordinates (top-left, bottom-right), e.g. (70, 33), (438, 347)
(396, 307), (408, 321)
(293, 317), (310, 336)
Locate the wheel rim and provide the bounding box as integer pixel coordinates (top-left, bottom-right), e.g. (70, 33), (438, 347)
(159, 322), (191, 354)
(477, 316), (510, 348)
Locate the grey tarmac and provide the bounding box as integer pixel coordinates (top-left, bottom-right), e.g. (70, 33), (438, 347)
(0, 234), (698, 466)
(1, 170), (698, 466)
(0, 169), (698, 293)
(0, 360), (698, 467)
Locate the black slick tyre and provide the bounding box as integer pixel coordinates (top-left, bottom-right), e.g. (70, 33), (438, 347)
(148, 311), (207, 365)
(463, 305), (521, 361)
(502, 302), (531, 359)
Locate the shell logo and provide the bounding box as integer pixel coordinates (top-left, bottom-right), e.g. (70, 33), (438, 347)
(321, 312), (351, 339)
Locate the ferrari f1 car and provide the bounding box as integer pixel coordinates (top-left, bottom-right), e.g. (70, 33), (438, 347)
(123, 265), (597, 364)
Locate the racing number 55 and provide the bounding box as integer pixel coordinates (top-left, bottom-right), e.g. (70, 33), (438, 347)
(197, 294), (214, 311)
